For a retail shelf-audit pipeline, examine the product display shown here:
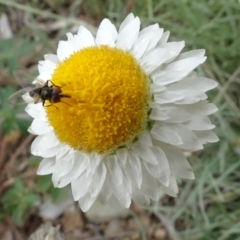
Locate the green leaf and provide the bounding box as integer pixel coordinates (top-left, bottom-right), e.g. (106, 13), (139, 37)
(28, 156), (41, 166)
(1, 178), (39, 225)
(36, 175), (53, 192)
(12, 205), (25, 225)
(0, 86), (30, 134)
(49, 187), (68, 204)
(25, 192), (40, 206)
(0, 37), (35, 73)
(17, 118), (32, 135)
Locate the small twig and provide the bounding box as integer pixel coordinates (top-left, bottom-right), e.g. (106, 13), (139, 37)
(0, 134), (34, 192)
(79, 230), (138, 240)
(0, 134), (7, 170)
(6, 216), (25, 240)
(220, 70), (240, 83)
(154, 212), (181, 240)
(213, 65), (240, 104)
(8, 134), (34, 164)
(0, 0), (97, 35)
(0, 169), (37, 193)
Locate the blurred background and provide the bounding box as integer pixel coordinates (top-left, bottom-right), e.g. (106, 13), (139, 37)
(0, 0), (240, 239)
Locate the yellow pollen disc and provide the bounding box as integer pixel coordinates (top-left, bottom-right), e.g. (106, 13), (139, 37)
(46, 45), (150, 155)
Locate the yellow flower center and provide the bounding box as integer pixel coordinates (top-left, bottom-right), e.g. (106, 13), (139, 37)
(46, 45), (150, 155)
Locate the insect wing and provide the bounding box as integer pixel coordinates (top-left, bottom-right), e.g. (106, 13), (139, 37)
(14, 68), (47, 88)
(8, 69), (45, 105)
(8, 88), (34, 105)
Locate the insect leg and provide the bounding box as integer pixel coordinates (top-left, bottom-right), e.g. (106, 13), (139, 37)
(44, 102), (58, 109)
(48, 80), (60, 87)
(60, 100), (71, 106)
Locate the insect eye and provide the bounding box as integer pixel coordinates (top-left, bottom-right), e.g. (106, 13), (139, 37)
(29, 91), (34, 97)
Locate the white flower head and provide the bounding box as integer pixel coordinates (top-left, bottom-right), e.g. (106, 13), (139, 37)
(27, 13), (218, 212)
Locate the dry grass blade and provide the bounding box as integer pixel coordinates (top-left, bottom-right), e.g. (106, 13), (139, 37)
(28, 222), (65, 240)
(154, 212), (181, 240)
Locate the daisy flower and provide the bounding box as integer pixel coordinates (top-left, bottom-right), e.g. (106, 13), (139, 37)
(26, 13), (218, 212)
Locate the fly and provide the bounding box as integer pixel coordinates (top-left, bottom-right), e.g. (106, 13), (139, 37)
(8, 69), (70, 108)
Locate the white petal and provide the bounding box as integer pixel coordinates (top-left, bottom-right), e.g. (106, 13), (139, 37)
(66, 32), (74, 41)
(107, 171), (131, 208)
(160, 105), (191, 123)
(28, 118), (51, 135)
(184, 114), (215, 131)
(168, 124), (203, 151)
(31, 135), (45, 156)
(54, 153), (75, 178)
(161, 41), (185, 57)
(57, 171), (74, 188)
(22, 94), (34, 104)
(150, 83), (166, 93)
(86, 196), (127, 220)
(151, 146), (170, 186)
(37, 71), (52, 81)
(40, 145), (60, 158)
(131, 141), (157, 164)
(194, 130), (219, 144)
(89, 163), (106, 198)
(70, 26), (95, 52)
(132, 187), (150, 208)
(119, 13), (135, 32)
(157, 31), (170, 45)
(95, 18), (118, 46)
(131, 24), (163, 59)
(143, 161), (161, 179)
(138, 130), (153, 146)
(154, 90), (183, 104)
(38, 60), (57, 74)
(44, 54), (59, 63)
(37, 157), (56, 175)
(56, 144), (71, 159)
(86, 153), (102, 176)
(176, 49), (205, 60)
(149, 107), (169, 121)
(169, 77), (218, 93)
(105, 155), (123, 185)
(131, 36), (149, 60)
(116, 148), (128, 164)
(140, 48), (176, 74)
(98, 180), (112, 206)
(160, 175), (178, 197)
(160, 144), (195, 179)
(122, 171), (132, 194)
(124, 153), (142, 188)
(70, 153), (88, 179)
(71, 172), (89, 200)
(31, 131), (60, 156)
(138, 24), (163, 51)
(152, 70), (188, 86)
(166, 56), (206, 72)
(191, 101), (218, 115)
(116, 17), (140, 50)
(25, 103), (45, 119)
(165, 77), (218, 104)
(140, 164), (160, 201)
(169, 176), (179, 195)
(176, 93), (207, 104)
(182, 104), (216, 128)
(151, 122), (182, 145)
(78, 193), (97, 212)
(57, 40), (75, 61)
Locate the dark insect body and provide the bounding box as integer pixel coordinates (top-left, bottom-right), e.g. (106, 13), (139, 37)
(30, 80), (70, 107)
(8, 69), (71, 108)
